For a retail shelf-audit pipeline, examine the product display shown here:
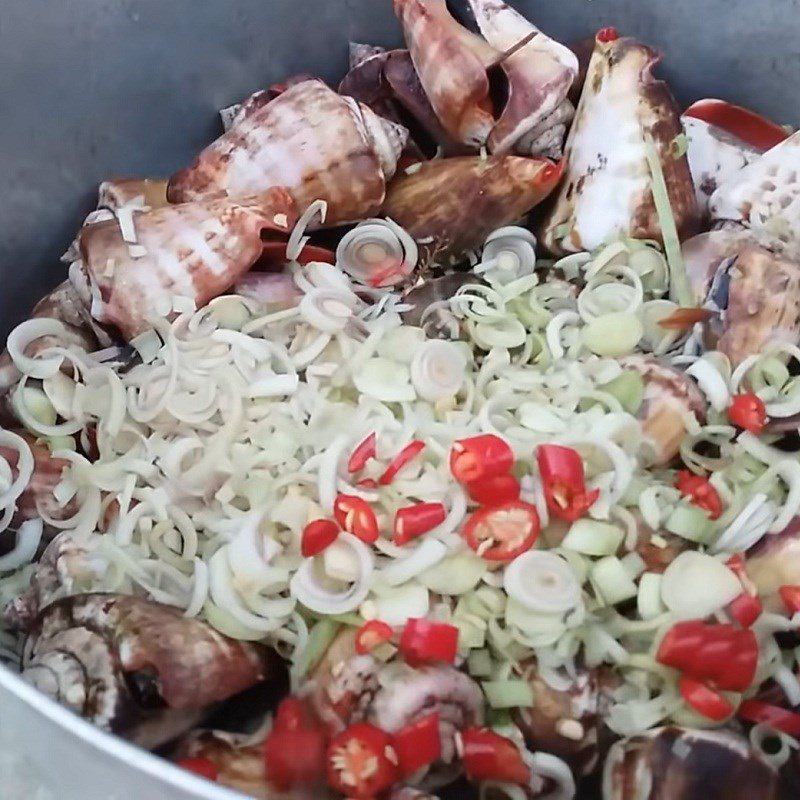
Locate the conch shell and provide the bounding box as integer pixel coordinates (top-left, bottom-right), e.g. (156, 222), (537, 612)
(79, 187), (297, 339)
(467, 0), (578, 156)
(394, 0), (497, 149)
(22, 593), (281, 749)
(602, 727), (778, 800)
(168, 79), (408, 225)
(541, 33), (699, 254)
(382, 155), (562, 259)
(618, 354), (707, 465)
(709, 131), (800, 254)
(683, 115), (762, 218)
(703, 244), (800, 367)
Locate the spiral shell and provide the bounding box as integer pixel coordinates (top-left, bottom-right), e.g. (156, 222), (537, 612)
(169, 80), (408, 225)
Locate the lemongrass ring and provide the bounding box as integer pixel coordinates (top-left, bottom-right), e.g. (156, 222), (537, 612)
(6, 318), (67, 379)
(336, 219), (416, 287)
(299, 288), (357, 333)
(290, 533), (374, 614)
(503, 551), (582, 614)
(481, 226), (537, 280)
(410, 340), (466, 402)
(286, 200), (327, 261)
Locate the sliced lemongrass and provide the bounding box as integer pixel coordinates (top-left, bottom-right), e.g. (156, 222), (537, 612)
(562, 519), (624, 556)
(6, 318), (67, 379)
(591, 556), (637, 605)
(504, 551), (582, 615)
(286, 199), (327, 261)
(410, 340), (466, 402)
(637, 572), (665, 620)
(661, 551), (740, 619)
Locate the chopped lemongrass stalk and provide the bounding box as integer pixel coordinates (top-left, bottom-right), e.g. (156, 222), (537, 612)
(601, 370), (645, 415)
(582, 312), (643, 357)
(468, 649), (494, 678)
(644, 135), (693, 307)
(562, 519), (624, 556)
(295, 619), (341, 678)
(591, 556), (638, 605)
(482, 680), (535, 709)
(621, 551), (647, 581)
(637, 572), (665, 619)
(664, 504), (712, 542)
(661, 551), (741, 620)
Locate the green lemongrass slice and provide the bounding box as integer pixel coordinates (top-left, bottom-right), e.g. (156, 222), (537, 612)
(664, 503), (712, 543)
(591, 556), (638, 605)
(562, 519), (625, 556)
(601, 370), (645, 415)
(483, 680), (535, 709)
(468, 649), (494, 678)
(637, 572), (665, 620)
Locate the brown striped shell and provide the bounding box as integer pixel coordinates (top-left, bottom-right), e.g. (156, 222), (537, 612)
(168, 80), (408, 225)
(79, 187), (297, 340)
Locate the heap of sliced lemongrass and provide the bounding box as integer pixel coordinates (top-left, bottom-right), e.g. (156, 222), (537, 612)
(2, 217), (800, 736)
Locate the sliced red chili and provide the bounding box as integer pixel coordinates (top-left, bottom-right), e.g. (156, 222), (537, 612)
(779, 585), (800, 615)
(177, 757), (219, 781)
(399, 618), (459, 667)
(393, 713), (442, 777)
(356, 478), (378, 489)
(656, 621), (758, 692)
(683, 98), (790, 151)
(675, 470), (723, 520)
(462, 500), (539, 562)
(728, 592), (762, 628)
(264, 698), (327, 791)
(536, 444), (599, 522)
(679, 675), (734, 721)
(326, 722), (399, 798)
(726, 554), (762, 627)
(379, 440), (425, 485)
(333, 494), (379, 544)
(301, 519), (340, 557)
(461, 727), (531, 786)
(450, 434), (514, 484)
(355, 620), (394, 655)
(466, 473), (521, 506)
(738, 700), (800, 737)
(728, 393), (767, 434)
(348, 432), (377, 473)
(394, 502), (447, 545)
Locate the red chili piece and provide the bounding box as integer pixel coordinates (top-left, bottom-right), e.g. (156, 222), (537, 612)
(301, 519), (340, 557)
(656, 620), (758, 692)
(261, 241), (336, 267)
(264, 696), (327, 791)
(394, 502), (447, 545)
(725, 554), (762, 627)
(177, 758), (219, 782)
(675, 470), (723, 520)
(399, 618), (459, 667)
(462, 500), (540, 562)
(450, 434), (514, 484)
(348, 432), (377, 473)
(393, 713), (442, 776)
(461, 727), (531, 786)
(536, 444), (599, 522)
(728, 393), (767, 434)
(326, 722), (399, 798)
(738, 700), (800, 737)
(334, 494), (379, 544)
(379, 440), (425, 485)
(355, 620), (394, 655)
(779, 585), (800, 615)
(679, 675), (734, 721)
(466, 473), (521, 506)
(596, 26), (620, 43)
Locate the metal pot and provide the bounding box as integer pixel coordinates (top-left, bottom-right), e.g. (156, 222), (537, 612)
(0, 1), (798, 798)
